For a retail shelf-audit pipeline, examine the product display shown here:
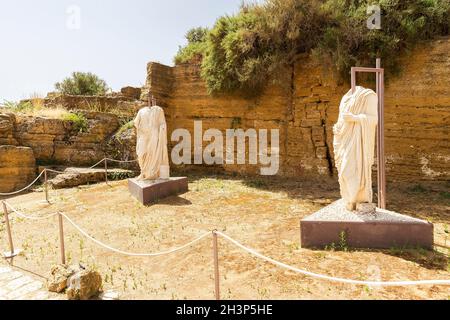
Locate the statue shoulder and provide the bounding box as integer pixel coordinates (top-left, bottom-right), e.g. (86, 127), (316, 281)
(151, 105), (163, 112)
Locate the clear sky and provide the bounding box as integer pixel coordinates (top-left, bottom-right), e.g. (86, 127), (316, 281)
(0, 0), (246, 101)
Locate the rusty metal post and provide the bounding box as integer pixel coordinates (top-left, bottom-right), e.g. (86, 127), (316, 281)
(2, 201), (15, 258)
(58, 213), (66, 265)
(380, 69), (386, 209)
(351, 67), (356, 94)
(44, 169), (49, 203)
(212, 231), (220, 300)
(104, 158), (108, 184)
(376, 58), (386, 209)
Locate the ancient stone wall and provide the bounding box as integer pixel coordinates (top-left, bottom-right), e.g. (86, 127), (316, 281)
(0, 111), (120, 167)
(0, 38), (448, 188)
(0, 146), (36, 193)
(147, 37), (450, 181)
(44, 92), (145, 117)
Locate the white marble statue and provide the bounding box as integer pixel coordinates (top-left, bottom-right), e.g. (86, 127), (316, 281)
(134, 97), (170, 181)
(333, 86), (378, 212)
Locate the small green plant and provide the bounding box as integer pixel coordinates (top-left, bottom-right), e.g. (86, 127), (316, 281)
(440, 191), (450, 200)
(389, 246), (405, 256)
(79, 237), (85, 260)
(117, 120), (134, 135)
(444, 224), (449, 246)
(2, 100), (34, 112)
(338, 231), (349, 252)
(325, 231), (349, 252)
(247, 179), (268, 188)
(231, 117), (242, 129)
(410, 184), (427, 193)
(63, 112), (88, 133)
(108, 170), (135, 181)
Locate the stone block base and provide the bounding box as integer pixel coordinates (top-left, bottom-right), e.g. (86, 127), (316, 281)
(128, 177), (188, 205)
(300, 200), (433, 249)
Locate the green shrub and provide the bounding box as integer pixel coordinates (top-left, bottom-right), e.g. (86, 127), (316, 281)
(55, 72), (109, 96)
(174, 27), (209, 64)
(175, 0), (450, 96)
(63, 112), (89, 133)
(317, 0), (450, 78)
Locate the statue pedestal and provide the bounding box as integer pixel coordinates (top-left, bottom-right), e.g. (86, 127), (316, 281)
(128, 177), (188, 205)
(300, 200), (433, 249)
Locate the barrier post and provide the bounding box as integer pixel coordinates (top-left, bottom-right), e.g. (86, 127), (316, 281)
(58, 213), (66, 265)
(104, 159), (108, 184)
(212, 230), (220, 300)
(2, 201), (20, 259)
(44, 169), (49, 203)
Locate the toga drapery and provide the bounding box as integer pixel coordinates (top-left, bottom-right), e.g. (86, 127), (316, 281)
(134, 106), (169, 180)
(333, 86), (378, 206)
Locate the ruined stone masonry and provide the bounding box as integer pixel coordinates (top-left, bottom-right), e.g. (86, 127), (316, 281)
(149, 37), (450, 181)
(0, 38), (449, 193)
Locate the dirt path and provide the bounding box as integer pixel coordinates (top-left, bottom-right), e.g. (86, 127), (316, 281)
(0, 175), (448, 300)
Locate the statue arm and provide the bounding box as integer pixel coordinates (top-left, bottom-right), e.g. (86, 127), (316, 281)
(343, 94), (378, 123)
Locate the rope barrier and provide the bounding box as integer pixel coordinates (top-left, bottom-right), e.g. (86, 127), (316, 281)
(60, 211), (211, 257)
(105, 158), (137, 164)
(0, 170), (46, 196)
(3, 201), (209, 257)
(0, 157), (138, 197)
(2, 203), (450, 290)
(89, 158), (107, 169)
(45, 168), (66, 175)
(4, 202), (60, 220)
(215, 231), (450, 287)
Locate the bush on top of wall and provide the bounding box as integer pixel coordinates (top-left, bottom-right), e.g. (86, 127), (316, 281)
(174, 0), (450, 96)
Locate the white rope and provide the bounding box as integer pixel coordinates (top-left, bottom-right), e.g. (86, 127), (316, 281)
(216, 231), (450, 287)
(4, 201), (210, 256)
(3, 200), (449, 287)
(4, 201), (60, 220)
(45, 168), (66, 175)
(0, 157), (137, 196)
(0, 170), (45, 196)
(89, 158), (106, 169)
(60, 212), (210, 257)
(105, 158), (137, 164)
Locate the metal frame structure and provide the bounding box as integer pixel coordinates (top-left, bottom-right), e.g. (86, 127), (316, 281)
(351, 58), (386, 209)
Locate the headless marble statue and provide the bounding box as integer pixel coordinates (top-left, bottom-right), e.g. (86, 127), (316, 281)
(333, 86), (378, 212)
(134, 96), (170, 181)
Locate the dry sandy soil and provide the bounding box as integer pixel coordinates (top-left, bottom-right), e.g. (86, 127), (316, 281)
(1, 173), (449, 300)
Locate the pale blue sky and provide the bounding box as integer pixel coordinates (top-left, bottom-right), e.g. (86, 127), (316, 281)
(0, 0), (246, 101)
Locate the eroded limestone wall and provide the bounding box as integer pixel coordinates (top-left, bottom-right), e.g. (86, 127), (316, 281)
(0, 146), (36, 193)
(0, 111), (120, 166)
(145, 37), (450, 181)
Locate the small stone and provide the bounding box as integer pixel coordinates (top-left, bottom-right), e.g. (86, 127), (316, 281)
(47, 264), (78, 293)
(66, 269), (102, 300)
(356, 203), (376, 215)
(99, 290), (120, 300)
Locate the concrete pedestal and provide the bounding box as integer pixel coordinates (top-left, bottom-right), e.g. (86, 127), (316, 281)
(128, 177), (188, 205)
(300, 200), (433, 249)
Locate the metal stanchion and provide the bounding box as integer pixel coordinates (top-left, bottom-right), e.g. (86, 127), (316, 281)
(44, 169), (49, 203)
(104, 158), (108, 184)
(351, 59), (387, 209)
(58, 213), (66, 265)
(2, 201), (21, 259)
(212, 230), (220, 300)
